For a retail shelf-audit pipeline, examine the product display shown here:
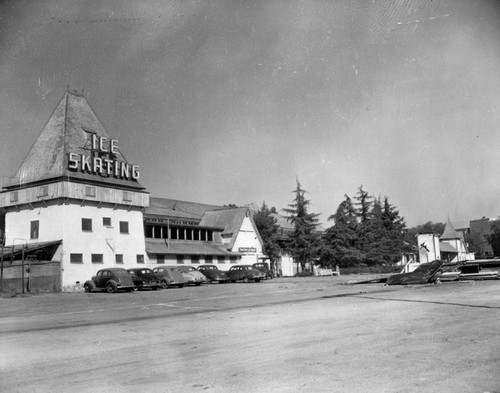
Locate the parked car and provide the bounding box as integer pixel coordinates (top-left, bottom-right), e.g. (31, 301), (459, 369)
(174, 265), (208, 286)
(153, 266), (188, 288)
(127, 268), (162, 290)
(84, 268), (135, 293)
(197, 265), (230, 283)
(253, 262), (274, 279)
(227, 265), (266, 283)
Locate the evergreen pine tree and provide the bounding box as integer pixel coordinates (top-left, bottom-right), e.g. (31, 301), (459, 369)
(283, 179), (320, 272)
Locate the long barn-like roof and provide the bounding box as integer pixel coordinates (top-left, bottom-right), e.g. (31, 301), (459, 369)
(4, 91), (145, 191)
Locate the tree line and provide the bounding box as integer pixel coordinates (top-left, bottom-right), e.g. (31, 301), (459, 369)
(254, 180), (411, 272)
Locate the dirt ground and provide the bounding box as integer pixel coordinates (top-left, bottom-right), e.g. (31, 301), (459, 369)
(1, 276), (499, 393)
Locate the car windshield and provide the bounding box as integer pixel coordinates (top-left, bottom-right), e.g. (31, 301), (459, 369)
(243, 266), (252, 270)
(207, 266), (215, 270)
(187, 267), (196, 272)
(142, 269), (153, 274)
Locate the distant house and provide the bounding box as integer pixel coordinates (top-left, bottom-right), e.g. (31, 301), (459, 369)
(417, 220), (475, 263)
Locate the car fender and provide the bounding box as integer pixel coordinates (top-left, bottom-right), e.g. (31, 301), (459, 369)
(83, 280), (96, 292)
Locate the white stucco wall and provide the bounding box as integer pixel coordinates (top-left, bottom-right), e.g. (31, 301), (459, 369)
(230, 216), (263, 265)
(5, 202), (147, 290)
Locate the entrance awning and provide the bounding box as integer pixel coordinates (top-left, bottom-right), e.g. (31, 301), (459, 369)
(0, 240), (62, 261)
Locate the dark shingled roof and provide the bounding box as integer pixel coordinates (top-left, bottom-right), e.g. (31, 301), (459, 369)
(440, 220), (462, 240)
(5, 92), (144, 190)
(145, 197), (224, 220)
(200, 207), (263, 250)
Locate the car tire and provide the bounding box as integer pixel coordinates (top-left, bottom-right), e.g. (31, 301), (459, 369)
(195, 282), (202, 286)
(83, 282), (93, 293)
(231, 280), (236, 283)
(243, 277), (249, 283)
(255, 278), (261, 282)
(177, 284), (184, 288)
(161, 280), (168, 289)
(106, 281), (117, 293)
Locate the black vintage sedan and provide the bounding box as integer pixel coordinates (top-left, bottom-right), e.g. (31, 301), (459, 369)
(84, 268), (136, 293)
(127, 268), (162, 290)
(197, 265), (230, 283)
(227, 265), (266, 283)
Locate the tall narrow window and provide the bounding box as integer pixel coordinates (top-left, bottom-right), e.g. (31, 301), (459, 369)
(157, 254), (165, 264)
(85, 186), (96, 197)
(30, 220), (39, 239)
(10, 191), (18, 203)
(119, 221), (129, 234)
(176, 255), (184, 264)
(123, 191), (132, 202)
(38, 185), (48, 197)
(82, 218), (92, 232)
(136, 254), (144, 264)
(115, 254), (124, 264)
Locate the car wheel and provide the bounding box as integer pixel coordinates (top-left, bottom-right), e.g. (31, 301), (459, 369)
(83, 283), (93, 293)
(231, 279), (236, 283)
(106, 282), (116, 293)
(177, 284), (184, 288)
(243, 277), (249, 283)
(254, 278), (261, 282)
(195, 282), (202, 286)
(161, 280), (168, 289)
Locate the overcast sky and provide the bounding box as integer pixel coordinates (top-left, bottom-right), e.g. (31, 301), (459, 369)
(1, 0), (500, 227)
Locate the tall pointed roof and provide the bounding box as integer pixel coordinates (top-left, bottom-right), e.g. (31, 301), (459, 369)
(440, 220), (461, 240)
(5, 91), (144, 190)
(200, 207), (263, 250)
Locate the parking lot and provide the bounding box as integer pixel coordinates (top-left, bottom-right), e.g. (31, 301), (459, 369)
(1, 276), (500, 393)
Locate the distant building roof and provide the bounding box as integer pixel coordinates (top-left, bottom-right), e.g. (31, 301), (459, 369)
(200, 207), (263, 250)
(440, 220), (462, 240)
(145, 197), (223, 221)
(4, 91), (144, 191)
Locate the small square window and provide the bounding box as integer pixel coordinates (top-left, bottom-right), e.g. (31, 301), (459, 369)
(10, 191), (18, 203)
(120, 221), (129, 234)
(115, 254), (123, 264)
(191, 255), (200, 264)
(176, 255), (184, 264)
(82, 218), (92, 232)
(136, 254), (144, 264)
(70, 253), (83, 264)
(123, 191), (132, 202)
(205, 255), (213, 264)
(30, 220), (39, 239)
(38, 185), (48, 197)
(230, 256), (237, 264)
(157, 254), (165, 264)
(217, 256), (225, 264)
(103, 217), (112, 227)
(91, 254), (103, 264)
(85, 186), (96, 197)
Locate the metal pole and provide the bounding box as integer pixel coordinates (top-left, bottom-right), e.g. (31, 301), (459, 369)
(21, 245), (25, 294)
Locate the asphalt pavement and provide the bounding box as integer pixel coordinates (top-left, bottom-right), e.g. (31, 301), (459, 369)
(1, 276), (500, 392)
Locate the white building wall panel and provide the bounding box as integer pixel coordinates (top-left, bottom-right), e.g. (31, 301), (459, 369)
(5, 202), (146, 290)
